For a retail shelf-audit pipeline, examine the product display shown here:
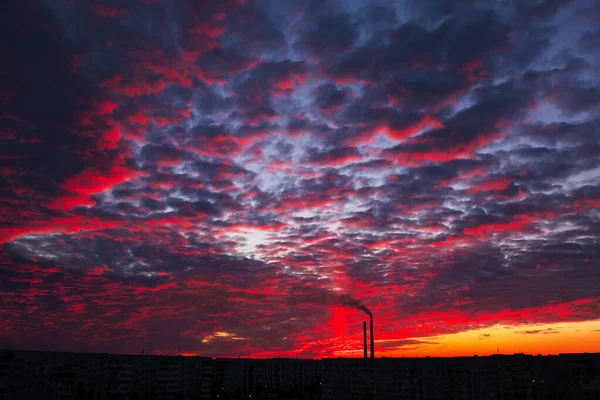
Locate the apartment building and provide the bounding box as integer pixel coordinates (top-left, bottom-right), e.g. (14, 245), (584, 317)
(1, 350), (599, 400)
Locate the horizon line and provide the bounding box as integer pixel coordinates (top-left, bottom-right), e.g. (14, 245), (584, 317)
(2, 348), (599, 360)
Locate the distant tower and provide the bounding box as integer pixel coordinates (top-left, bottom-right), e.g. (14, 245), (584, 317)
(363, 321), (368, 359)
(370, 315), (375, 359)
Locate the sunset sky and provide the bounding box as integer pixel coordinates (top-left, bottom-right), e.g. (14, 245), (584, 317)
(1, 0), (599, 358)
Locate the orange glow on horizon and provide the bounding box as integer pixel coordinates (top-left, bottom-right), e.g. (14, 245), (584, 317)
(369, 320), (600, 358)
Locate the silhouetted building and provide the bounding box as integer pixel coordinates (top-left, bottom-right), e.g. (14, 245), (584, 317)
(1, 350), (599, 399)
(319, 354), (600, 400)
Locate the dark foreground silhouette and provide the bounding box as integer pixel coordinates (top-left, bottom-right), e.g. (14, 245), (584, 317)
(1, 350), (599, 399)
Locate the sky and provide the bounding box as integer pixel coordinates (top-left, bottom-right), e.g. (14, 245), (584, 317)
(0, 0), (599, 359)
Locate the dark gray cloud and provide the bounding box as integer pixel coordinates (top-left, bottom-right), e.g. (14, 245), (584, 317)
(312, 83), (351, 111)
(297, 13), (358, 56)
(578, 29), (600, 52)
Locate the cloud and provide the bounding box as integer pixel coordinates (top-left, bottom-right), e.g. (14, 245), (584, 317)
(515, 328), (560, 335)
(297, 13), (358, 56)
(578, 29), (600, 52)
(305, 146), (362, 166)
(522, 0), (574, 21)
(312, 83), (351, 112)
(0, 0), (599, 358)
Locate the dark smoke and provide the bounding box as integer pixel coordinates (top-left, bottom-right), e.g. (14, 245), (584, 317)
(339, 294), (372, 316)
(288, 286), (371, 315)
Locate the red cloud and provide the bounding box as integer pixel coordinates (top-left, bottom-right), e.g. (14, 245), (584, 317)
(310, 153), (361, 166)
(277, 196), (337, 212)
(89, 4), (129, 19)
(390, 131), (505, 166)
(463, 215), (534, 237)
(467, 177), (512, 193)
(48, 156), (141, 210)
(0, 215), (120, 244)
(189, 23), (225, 39)
(386, 115), (444, 141)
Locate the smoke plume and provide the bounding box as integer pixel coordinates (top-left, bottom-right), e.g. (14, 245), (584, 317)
(288, 286), (371, 315)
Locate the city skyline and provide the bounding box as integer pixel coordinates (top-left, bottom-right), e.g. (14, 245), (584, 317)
(1, 0), (600, 359)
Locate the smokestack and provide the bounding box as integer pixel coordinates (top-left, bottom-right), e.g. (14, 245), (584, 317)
(369, 314), (374, 359)
(363, 321), (367, 359)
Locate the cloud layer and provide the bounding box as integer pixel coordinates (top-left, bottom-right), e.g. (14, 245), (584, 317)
(0, 0), (599, 357)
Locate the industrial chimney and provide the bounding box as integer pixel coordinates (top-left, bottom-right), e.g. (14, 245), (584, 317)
(363, 321), (367, 359)
(369, 315), (374, 359)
